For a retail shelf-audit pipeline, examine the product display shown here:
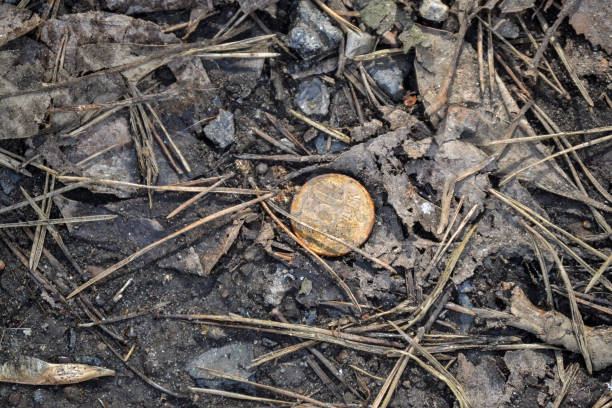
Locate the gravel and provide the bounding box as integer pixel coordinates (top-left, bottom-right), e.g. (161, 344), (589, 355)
(204, 109), (235, 149)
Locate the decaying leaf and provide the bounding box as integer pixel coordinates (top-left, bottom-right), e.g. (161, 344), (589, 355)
(0, 356), (115, 385)
(0, 4), (42, 47)
(569, 0), (612, 54)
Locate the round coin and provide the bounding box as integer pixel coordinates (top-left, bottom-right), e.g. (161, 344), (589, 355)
(290, 173), (375, 257)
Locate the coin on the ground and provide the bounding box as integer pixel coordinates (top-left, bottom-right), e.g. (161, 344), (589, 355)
(290, 173), (375, 257)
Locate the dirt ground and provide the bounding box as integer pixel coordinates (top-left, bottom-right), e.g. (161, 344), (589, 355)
(1, 0), (611, 407)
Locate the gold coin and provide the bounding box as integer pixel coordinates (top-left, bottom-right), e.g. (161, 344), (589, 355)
(290, 173), (375, 257)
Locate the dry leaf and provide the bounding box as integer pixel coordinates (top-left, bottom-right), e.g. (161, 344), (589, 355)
(0, 356), (115, 385)
(0, 4), (42, 47)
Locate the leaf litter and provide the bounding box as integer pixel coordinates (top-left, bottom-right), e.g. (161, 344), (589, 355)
(0, 0), (611, 407)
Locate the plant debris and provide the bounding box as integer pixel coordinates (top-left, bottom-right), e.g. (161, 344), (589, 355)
(0, 356), (115, 385)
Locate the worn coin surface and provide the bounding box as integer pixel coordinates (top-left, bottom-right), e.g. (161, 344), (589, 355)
(290, 173), (375, 257)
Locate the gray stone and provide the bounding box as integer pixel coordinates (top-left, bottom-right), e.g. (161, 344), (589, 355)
(186, 343), (255, 391)
(345, 31), (376, 58)
(288, 0), (343, 60)
(419, 0), (449, 22)
(314, 134), (347, 154)
(0, 168), (21, 195)
(295, 78), (330, 115)
(255, 163), (268, 174)
(33, 389), (50, 406)
(493, 18), (520, 39)
(263, 265), (295, 306)
(366, 56), (411, 101)
(204, 109), (235, 149)
(361, 0), (397, 33)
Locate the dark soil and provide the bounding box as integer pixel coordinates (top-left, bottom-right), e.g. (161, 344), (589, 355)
(1, 0), (611, 407)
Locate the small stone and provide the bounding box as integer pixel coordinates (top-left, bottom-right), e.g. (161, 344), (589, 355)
(63, 386), (84, 404)
(262, 338), (278, 348)
(57, 356), (71, 364)
(295, 78), (330, 116)
(313, 134), (347, 154)
(302, 309), (317, 325)
(419, 0), (449, 22)
(345, 31), (376, 58)
(77, 356), (103, 367)
(33, 389), (48, 406)
(361, 0), (397, 33)
(493, 18), (520, 39)
(186, 343), (255, 391)
(264, 265), (294, 306)
(256, 163), (268, 175)
(366, 56), (411, 101)
(94, 293), (106, 307)
(204, 109), (235, 149)
(0, 168), (21, 195)
(336, 349), (350, 364)
(288, 0), (343, 60)
(303, 127), (319, 142)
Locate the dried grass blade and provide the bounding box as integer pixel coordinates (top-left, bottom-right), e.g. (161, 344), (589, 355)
(289, 109), (351, 144)
(200, 368), (338, 408)
(527, 223), (593, 374)
(390, 322), (472, 408)
(0, 215), (118, 229)
(145, 103), (191, 173)
(28, 174), (51, 271)
(499, 134), (612, 187)
(0, 181), (89, 215)
(482, 125), (612, 146)
(585, 254), (612, 294)
(490, 189), (608, 261)
(166, 173), (234, 219)
(56, 175), (266, 194)
(403, 223), (478, 330)
(312, 0), (361, 33)
(247, 340), (318, 369)
(188, 387), (293, 405)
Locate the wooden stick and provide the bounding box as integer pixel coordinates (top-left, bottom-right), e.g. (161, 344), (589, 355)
(166, 173), (233, 219)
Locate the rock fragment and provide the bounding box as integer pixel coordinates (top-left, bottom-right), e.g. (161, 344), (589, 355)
(186, 343), (255, 391)
(366, 56), (411, 101)
(492, 18), (520, 39)
(345, 31), (376, 58)
(204, 110), (235, 149)
(288, 0), (342, 60)
(295, 78), (330, 116)
(419, 0), (449, 22)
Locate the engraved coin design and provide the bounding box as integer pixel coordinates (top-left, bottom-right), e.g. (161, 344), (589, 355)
(290, 173), (375, 257)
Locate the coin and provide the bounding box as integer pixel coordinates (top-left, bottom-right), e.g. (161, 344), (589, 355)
(290, 173), (375, 257)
